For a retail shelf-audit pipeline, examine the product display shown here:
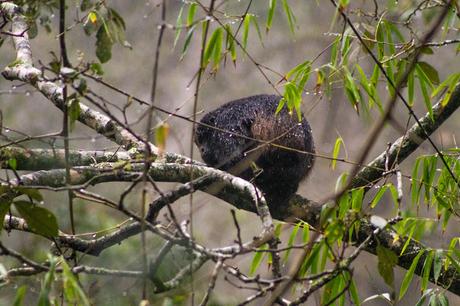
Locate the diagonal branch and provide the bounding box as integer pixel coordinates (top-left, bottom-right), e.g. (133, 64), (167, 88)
(0, 2), (187, 164)
(351, 84), (460, 189)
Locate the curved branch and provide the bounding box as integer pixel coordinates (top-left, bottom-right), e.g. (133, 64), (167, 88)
(3, 162), (274, 256)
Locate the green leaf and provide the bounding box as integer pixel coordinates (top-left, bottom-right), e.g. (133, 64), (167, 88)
(225, 25), (237, 63)
(340, 31), (352, 65)
(348, 279), (361, 306)
(383, 21), (396, 55)
(431, 73), (458, 98)
(388, 184), (400, 212)
(399, 221), (416, 256)
(212, 29), (223, 68)
(411, 157), (422, 206)
(399, 249), (424, 300)
(408, 69), (415, 106)
(155, 123), (170, 152)
(90, 62), (104, 75)
(415, 289), (435, 306)
(186, 2), (197, 27)
(14, 201), (58, 237)
(331, 137), (343, 170)
(250, 15), (264, 47)
(416, 65), (434, 120)
(421, 250), (434, 292)
(370, 185), (388, 208)
(422, 155), (437, 202)
(274, 222), (282, 237)
(420, 46), (434, 54)
(377, 245), (398, 288)
(68, 97), (81, 131)
(417, 62), (440, 85)
(437, 293), (449, 306)
(181, 25), (196, 60)
(302, 223), (310, 242)
(281, 82), (302, 121)
(330, 37), (340, 67)
(370, 63), (380, 86)
(95, 26), (113, 63)
(13, 285), (27, 306)
(285, 60), (311, 81)
(375, 19), (385, 60)
(433, 249), (443, 284)
(204, 27), (223, 68)
(242, 14), (251, 49)
(62, 260), (90, 305)
(356, 65), (374, 106)
(445, 253), (460, 274)
(15, 187), (44, 202)
(173, 5), (185, 48)
(335, 172), (348, 193)
(266, 0), (277, 32)
(7, 157), (17, 170)
(343, 67), (361, 112)
(281, 0), (296, 35)
(298, 242), (323, 277)
(109, 8), (126, 31)
(438, 74), (460, 107)
(249, 244), (267, 276)
(275, 98), (286, 114)
(351, 188), (364, 211)
(283, 222), (300, 262)
(38, 256), (57, 306)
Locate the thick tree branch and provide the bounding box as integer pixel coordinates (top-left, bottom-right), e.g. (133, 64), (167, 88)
(351, 84), (460, 189)
(3, 162), (274, 256)
(0, 147), (130, 170)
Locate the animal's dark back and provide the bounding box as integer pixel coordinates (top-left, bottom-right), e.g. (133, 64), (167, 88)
(195, 95), (314, 208)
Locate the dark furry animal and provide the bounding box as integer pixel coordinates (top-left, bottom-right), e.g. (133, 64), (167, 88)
(194, 94), (315, 210)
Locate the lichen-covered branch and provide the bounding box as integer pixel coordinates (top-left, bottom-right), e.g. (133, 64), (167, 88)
(351, 84), (460, 189)
(3, 162), (274, 256)
(0, 147), (131, 170)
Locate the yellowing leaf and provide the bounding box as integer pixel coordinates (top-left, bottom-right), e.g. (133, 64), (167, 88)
(89, 12), (97, 24)
(155, 123), (170, 153)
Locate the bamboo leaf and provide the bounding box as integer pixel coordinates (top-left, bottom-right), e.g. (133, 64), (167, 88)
(249, 244), (268, 276)
(416, 65), (434, 120)
(186, 2), (197, 27)
(281, 0), (296, 35)
(417, 61), (440, 85)
(283, 222), (300, 262)
(370, 185), (388, 208)
(173, 5), (185, 48)
(433, 249), (443, 284)
(399, 250), (424, 300)
(408, 69), (415, 106)
(421, 250), (434, 292)
(331, 137), (343, 170)
(180, 25), (196, 60)
(266, 0), (277, 32)
(225, 25), (237, 63)
(242, 14), (251, 49)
